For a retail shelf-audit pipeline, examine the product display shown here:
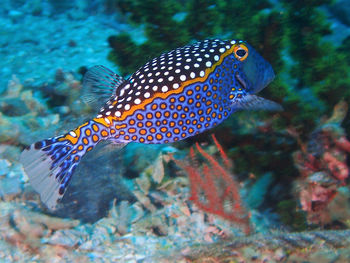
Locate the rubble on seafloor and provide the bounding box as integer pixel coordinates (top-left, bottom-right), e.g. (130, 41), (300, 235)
(0, 73), (349, 261)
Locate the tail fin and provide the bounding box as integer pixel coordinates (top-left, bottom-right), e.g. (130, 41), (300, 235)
(20, 120), (109, 210)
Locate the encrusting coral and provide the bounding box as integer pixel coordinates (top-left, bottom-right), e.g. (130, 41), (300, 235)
(292, 101), (350, 225)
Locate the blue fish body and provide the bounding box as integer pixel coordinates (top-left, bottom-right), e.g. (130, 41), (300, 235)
(20, 39), (281, 209)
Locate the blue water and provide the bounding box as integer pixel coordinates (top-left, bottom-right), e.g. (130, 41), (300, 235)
(0, 0), (350, 262)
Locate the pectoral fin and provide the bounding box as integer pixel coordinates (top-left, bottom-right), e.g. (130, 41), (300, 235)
(232, 95), (283, 111)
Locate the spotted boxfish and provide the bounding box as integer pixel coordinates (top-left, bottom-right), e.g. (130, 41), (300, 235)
(20, 39), (281, 210)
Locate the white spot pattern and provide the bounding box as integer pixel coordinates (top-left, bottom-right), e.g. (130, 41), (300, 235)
(97, 39), (239, 118)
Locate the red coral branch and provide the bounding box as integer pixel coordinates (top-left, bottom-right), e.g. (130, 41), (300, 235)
(177, 135), (250, 234)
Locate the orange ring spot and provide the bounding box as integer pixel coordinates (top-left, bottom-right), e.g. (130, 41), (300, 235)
(174, 128), (180, 134)
(150, 128), (156, 133)
(101, 130), (108, 137)
(147, 135), (153, 141)
(140, 138), (145, 143)
(92, 134), (99, 142)
(186, 90), (193, 96)
(85, 129), (91, 136)
(146, 121), (152, 127)
(129, 119), (135, 125)
(140, 129), (147, 135)
(151, 104), (158, 110)
(137, 114), (144, 120)
(160, 103), (167, 109)
(92, 124), (99, 132)
(128, 128), (136, 134)
(82, 138), (89, 145)
(78, 145), (84, 151)
(156, 134), (163, 140)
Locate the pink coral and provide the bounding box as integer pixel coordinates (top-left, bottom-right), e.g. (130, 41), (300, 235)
(175, 134), (250, 234)
(292, 101), (350, 225)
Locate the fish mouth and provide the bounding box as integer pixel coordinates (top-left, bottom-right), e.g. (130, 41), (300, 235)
(235, 72), (247, 90)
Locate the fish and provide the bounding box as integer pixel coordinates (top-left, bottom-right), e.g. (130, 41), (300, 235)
(20, 39), (282, 210)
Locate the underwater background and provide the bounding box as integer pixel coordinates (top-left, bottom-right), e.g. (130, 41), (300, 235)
(1, 0), (350, 262)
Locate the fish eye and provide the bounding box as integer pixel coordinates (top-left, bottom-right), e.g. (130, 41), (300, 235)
(236, 49), (246, 57)
(233, 44), (249, 61)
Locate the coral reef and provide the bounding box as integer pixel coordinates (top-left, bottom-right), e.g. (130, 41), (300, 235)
(0, 0), (349, 261)
(292, 101), (350, 225)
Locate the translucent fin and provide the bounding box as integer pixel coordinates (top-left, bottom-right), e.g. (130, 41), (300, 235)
(20, 120), (110, 210)
(232, 95), (283, 111)
(82, 65), (126, 109)
(20, 137), (77, 210)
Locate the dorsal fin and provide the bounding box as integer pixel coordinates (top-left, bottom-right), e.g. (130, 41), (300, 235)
(82, 65), (125, 109)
